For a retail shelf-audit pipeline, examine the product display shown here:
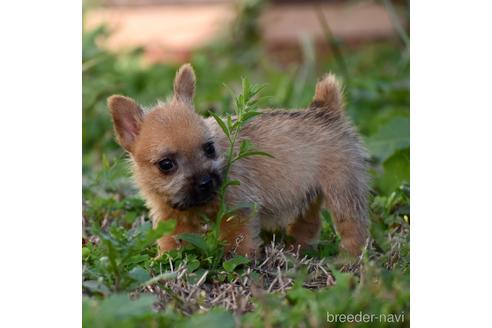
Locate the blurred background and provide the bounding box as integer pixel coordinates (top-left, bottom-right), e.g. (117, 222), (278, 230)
(83, 0), (409, 196)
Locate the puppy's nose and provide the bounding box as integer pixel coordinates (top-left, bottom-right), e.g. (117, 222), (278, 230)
(197, 175), (213, 192)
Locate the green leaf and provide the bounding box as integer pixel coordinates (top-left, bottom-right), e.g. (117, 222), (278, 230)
(128, 266), (151, 284)
(177, 233), (209, 254)
(178, 309), (235, 328)
(376, 147), (410, 195)
(227, 115), (234, 130)
(235, 150), (274, 161)
(139, 271), (178, 287)
(82, 280), (111, 296)
(134, 220), (176, 250)
(187, 258), (201, 272)
(83, 294), (157, 327)
(242, 78), (251, 99)
(239, 139), (253, 154)
(366, 116), (409, 162)
(236, 94), (244, 115)
(98, 294), (156, 320)
(241, 110), (261, 123)
(223, 255), (251, 272)
(154, 220), (177, 236)
(223, 179), (241, 188)
(82, 246), (90, 258)
(209, 111), (229, 138)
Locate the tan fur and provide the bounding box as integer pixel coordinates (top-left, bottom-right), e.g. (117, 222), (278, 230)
(107, 95), (144, 153)
(287, 194), (323, 250)
(108, 64), (370, 257)
(173, 63), (196, 104)
(311, 73), (344, 111)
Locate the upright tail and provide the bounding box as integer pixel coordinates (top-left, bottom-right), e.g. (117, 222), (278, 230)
(310, 73), (344, 112)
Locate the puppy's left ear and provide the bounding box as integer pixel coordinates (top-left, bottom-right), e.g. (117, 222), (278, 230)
(107, 95), (144, 153)
(173, 63), (196, 104)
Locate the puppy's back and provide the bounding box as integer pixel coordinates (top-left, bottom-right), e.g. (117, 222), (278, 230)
(217, 76), (368, 229)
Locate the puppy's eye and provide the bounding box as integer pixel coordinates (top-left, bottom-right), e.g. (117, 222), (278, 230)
(203, 142), (216, 158)
(158, 158), (176, 173)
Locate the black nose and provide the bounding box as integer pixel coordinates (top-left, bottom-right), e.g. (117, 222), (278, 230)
(197, 175), (213, 192)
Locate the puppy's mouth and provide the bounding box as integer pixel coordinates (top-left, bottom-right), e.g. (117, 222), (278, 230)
(168, 192), (217, 211)
(168, 170), (222, 211)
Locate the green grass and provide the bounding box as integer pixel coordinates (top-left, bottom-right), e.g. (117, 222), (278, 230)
(82, 6), (410, 326)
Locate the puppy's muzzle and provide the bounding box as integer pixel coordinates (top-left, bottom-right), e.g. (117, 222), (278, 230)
(169, 171), (222, 211)
(196, 175), (214, 194)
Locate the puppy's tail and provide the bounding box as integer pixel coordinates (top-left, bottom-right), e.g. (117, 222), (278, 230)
(309, 74), (344, 112)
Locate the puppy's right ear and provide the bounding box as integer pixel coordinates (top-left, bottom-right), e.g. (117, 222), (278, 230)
(107, 95), (144, 153)
(173, 63), (196, 104)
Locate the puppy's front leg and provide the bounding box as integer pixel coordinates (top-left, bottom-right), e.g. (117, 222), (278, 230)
(220, 214), (258, 257)
(156, 217), (202, 255)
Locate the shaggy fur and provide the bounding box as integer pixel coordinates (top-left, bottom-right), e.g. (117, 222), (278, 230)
(108, 64), (369, 256)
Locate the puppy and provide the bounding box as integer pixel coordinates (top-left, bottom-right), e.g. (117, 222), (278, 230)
(108, 64), (369, 257)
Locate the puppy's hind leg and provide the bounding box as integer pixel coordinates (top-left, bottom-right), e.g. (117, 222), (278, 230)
(287, 193), (323, 251)
(322, 181), (369, 256)
(309, 72), (370, 256)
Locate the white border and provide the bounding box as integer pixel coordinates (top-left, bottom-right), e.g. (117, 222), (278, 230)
(0, 1), (81, 327)
(412, 1), (492, 326)
(1, 0), (492, 326)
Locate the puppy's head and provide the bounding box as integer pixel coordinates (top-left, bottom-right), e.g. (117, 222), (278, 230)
(108, 64), (224, 211)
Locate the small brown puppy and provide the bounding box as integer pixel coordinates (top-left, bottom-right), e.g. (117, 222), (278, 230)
(108, 64), (369, 257)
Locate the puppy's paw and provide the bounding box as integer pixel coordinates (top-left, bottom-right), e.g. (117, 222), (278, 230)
(224, 235), (258, 258)
(156, 235), (180, 256)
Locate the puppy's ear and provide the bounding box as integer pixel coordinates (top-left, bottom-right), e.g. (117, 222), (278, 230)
(173, 63), (196, 104)
(107, 95), (144, 153)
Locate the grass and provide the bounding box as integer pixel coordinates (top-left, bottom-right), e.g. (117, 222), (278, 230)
(82, 3), (410, 327)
